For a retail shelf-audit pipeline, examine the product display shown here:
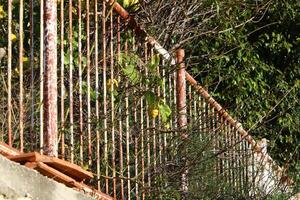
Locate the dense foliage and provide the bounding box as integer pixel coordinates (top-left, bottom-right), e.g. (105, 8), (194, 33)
(140, 0), (299, 178)
(194, 1), (300, 177)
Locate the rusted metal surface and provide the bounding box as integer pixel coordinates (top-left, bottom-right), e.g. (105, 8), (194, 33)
(7, 0), (12, 146)
(150, 48), (157, 188)
(124, 38), (131, 200)
(78, 0), (84, 166)
(109, 11), (116, 199)
(176, 49), (187, 140)
(18, 0), (24, 152)
(140, 69), (145, 200)
(134, 94), (139, 199)
(87, 0), (92, 167)
(39, 0), (44, 154)
(60, 0), (65, 160)
(68, 0), (74, 163)
(102, 0), (109, 194)
(176, 49), (188, 199)
(43, 0), (58, 157)
(132, 37), (139, 198)
(94, 0), (100, 190)
(144, 44), (151, 193)
(107, 0), (129, 19)
(117, 16), (124, 200)
(29, 0), (35, 150)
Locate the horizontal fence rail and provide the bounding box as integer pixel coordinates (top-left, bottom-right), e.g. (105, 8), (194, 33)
(0, 0), (292, 199)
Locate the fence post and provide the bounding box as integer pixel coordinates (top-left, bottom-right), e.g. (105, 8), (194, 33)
(43, 0), (58, 157)
(176, 49), (188, 199)
(176, 49), (187, 138)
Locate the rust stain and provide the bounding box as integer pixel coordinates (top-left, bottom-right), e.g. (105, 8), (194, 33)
(176, 49), (188, 140)
(43, 0), (58, 157)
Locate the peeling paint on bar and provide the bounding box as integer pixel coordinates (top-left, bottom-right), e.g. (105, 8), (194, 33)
(43, 0), (58, 157)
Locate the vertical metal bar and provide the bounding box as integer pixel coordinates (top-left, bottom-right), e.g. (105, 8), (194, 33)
(60, 0), (65, 160)
(199, 94), (203, 141)
(176, 49), (188, 199)
(251, 141), (255, 195)
(140, 72), (145, 200)
(176, 49), (187, 138)
(117, 16), (124, 200)
(161, 59), (168, 193)
(228, 123), (233, 187)
(156, 58), (162, 180)
(162, 60), (167, 161)
(7, 0), (12, 146)
(69, 0), (74, 162)
(211, 107), (216, 175)
(157, 58), (167, 194)
(223, 117), (227, 183)
(236, 130), (240, 192)
(192, 89), (197, 132)
(134, 100), (139, 199)
(102, 0), (109, 194)
(43, 0), (58, 157)
(145, 43), (151, 194)
(168, 67), (174, 155)
(94, 0), (100, 190)
(173, 63), (177, 148)
(150, 49), (157, 188)
(30, 0), (35, 150)
(235, 127), (240, 192)
(238, 129), (243, 193)
(225, 119), (229, 185)
(220, 114), (225, 182)
(240, 134), (244, 193)
(234, 126), (238, 191)
(231, 125), (236, 192)
(87, 0), (92, 167)
(246, 139), (250, 194)
(188, 86), (192, 124)
(216, 110), (221, 178)
(125, 38), (131, 200)
(78, 0), (84, 166)
(39, 0), (44, 154)
(243, 133), (248, 194)
(19, 0), (24, 152)
(226, 120), (230, 185)
(131, 37), (139, 199)
(110, 10), (116, 199)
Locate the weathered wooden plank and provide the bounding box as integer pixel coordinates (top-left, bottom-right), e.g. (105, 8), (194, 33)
(0, 142), (20, 156)
(8, 152), (93, 181)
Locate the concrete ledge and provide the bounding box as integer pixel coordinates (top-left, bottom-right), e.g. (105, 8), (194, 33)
(0, 155), (95, 200)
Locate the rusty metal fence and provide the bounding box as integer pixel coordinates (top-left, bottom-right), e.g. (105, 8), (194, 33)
(0, 0), (290, 199)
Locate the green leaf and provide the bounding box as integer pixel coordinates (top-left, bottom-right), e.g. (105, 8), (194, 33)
(158, 102), (171, 123)
(148, 54), (160, 71)
(122, 64), (140, 84)
(90, 90), (97, 101)
(144, 91), (156, 107)
(64, 52), (70, 65)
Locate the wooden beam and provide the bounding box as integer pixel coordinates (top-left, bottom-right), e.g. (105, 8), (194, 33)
(0, 141), (20, 156)
(8, 152), (93, 181)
